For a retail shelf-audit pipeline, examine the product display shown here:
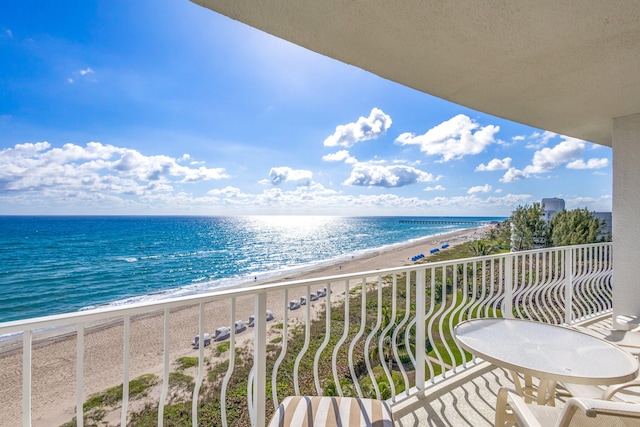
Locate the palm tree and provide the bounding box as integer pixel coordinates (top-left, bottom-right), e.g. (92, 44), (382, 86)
(468, 240), (495, 256)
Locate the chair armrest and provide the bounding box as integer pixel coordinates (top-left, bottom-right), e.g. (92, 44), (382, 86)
(562, 397), (640, 420)
(602, 379), (640, 401)
(617, 315), (640, 326)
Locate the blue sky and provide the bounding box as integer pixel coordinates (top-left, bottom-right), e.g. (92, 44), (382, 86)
(0, 0), (612, 216)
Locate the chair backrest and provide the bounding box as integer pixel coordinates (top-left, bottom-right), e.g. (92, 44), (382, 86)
(268, 396), (393, 427)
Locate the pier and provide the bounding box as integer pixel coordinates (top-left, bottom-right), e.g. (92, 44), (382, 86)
(399, 219), (494, 225)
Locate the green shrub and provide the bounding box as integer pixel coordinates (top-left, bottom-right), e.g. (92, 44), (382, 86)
(176, 356), (198, 370)
(213, 341), (230, 356)
(169, 372), (194, 390)
(76, 373), (159, 425)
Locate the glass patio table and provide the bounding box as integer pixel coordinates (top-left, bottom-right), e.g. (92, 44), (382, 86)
(453, 318), (639, 406)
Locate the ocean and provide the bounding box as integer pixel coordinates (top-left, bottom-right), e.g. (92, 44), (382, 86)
(0, 215), (504, 324)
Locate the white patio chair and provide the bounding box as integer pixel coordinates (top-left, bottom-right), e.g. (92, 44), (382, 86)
(617, 315), (640, 330)
(268, 395), (393, 427)
(495, 387), (640, 427)
(573, 326), (640, 356)
(562, 379), (640, 404)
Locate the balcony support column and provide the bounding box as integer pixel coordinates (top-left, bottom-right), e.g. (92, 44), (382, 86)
(612, 113), (640, 329)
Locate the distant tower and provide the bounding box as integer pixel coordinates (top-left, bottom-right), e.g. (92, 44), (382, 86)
(593, 212), (613, 241)
(541, 198), (565, 223)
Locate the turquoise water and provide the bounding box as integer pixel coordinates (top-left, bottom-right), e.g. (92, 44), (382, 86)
(0, 216), (504, 323)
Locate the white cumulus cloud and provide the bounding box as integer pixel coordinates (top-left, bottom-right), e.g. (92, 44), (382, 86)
(468, 184), (492, 194)
(267, 166), (313, 186)
(343, 163), (433, 188)
(523, 137), (585, 174)
(566, 158), (609, 170)
(424, 185), (446, 191)
(499, 136), (606, 183)
(0, 141), (228, 194)
(526, 130), (557, 149)
(208, 186), (250, 198)
(475, 157), (512, 172)
(323, 108), (392, 148)
(500, 167), (528, 183)
(395, 114), (499, 162)
(322, 150), (357, 164)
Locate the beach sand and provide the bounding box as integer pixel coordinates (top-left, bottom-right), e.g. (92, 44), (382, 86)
(0, 226), (490, 426)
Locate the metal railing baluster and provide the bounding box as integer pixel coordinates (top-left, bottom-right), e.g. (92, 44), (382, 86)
(158, 308), (170, 427)
(76, 323), (84, 427)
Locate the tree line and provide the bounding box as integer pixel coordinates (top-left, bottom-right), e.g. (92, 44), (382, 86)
(508, 202), (610, 251)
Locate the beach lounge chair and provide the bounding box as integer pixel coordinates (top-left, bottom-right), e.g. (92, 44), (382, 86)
(235, 320), (247, 334)
(309, 292), (318, 302)
(300, 296), (307, 306)
(214, 326), (230, 341)
(268, 396), (393, 427)
(248, 310), (275, 327)
(495, 387), (640, 427)
(317, 288), (326, 297)
(192, 333), (211, 349)
(289, 300), (300, 310)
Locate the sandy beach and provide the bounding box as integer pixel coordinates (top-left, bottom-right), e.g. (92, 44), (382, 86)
(0, 226), (489, 426)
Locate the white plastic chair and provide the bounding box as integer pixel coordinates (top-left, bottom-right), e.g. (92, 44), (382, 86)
(562, 379), (640, 404)
(495, 387), (640, 427)
(574, 326), (640, 356)
(268, 396), (393, 427)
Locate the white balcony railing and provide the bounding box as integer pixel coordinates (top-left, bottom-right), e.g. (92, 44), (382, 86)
(0, 242), (612, 426)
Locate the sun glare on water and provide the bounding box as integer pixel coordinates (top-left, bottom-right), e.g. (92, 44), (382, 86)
(245, 215), (342, 241)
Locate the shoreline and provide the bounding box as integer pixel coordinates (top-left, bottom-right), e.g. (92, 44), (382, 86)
(0, 225), (485, 353)
(0, 225), (492, 426)
(0, 224), (489, 331)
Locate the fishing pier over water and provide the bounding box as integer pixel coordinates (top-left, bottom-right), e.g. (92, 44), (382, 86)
(399, 219), (497, 225)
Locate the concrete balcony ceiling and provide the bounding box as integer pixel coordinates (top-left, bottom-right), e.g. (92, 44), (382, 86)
(191, 0), (640, 147)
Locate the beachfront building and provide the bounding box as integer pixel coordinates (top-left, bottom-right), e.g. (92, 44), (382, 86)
(2, 2), (639, 426)
(540, 197), (613, 241)
(594, 211), (613, 241)
(541, 198), (565, 223)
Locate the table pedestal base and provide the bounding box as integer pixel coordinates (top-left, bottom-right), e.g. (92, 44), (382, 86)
(509, 370), (557, 406)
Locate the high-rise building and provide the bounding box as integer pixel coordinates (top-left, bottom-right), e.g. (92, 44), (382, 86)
(541, 198), (565, 222)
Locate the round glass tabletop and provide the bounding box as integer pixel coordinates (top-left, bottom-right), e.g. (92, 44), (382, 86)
(454, 318), (639, 385)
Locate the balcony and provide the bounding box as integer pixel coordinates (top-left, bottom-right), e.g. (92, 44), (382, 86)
(0, 242), (613, 426)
